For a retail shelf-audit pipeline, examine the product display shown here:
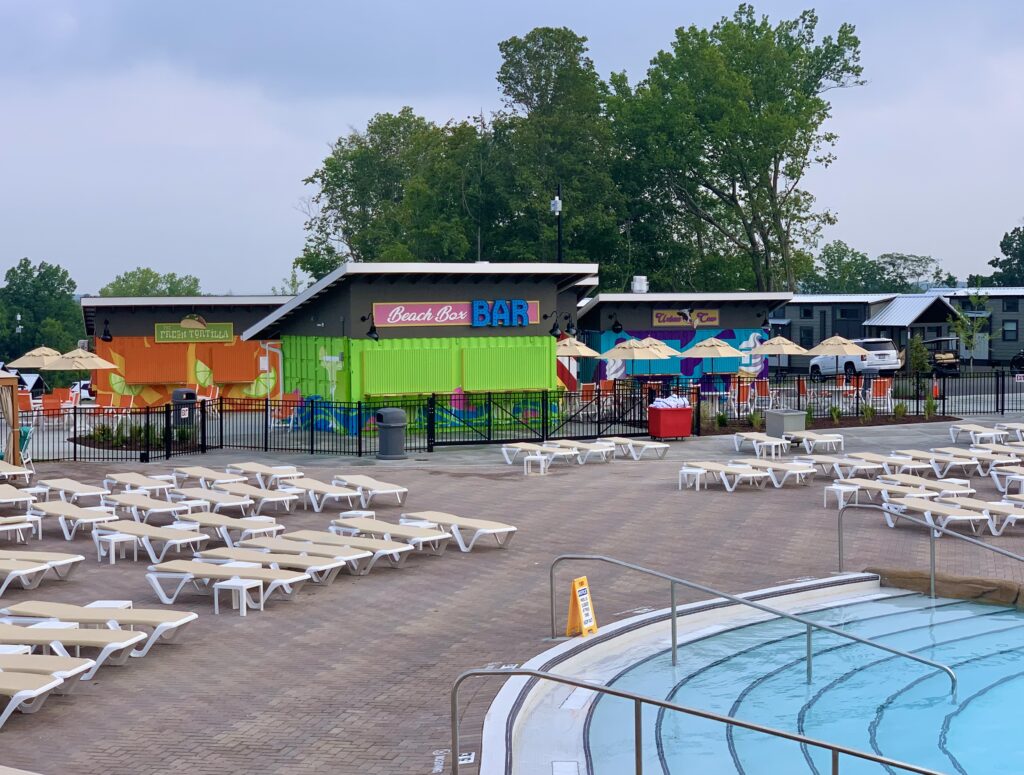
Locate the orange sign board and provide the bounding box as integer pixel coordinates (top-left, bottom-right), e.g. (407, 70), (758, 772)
(652, 309), (720, 328)
(566, 576), (598, 637)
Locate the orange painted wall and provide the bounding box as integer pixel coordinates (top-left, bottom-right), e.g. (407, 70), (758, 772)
(93, 336), (282, 406)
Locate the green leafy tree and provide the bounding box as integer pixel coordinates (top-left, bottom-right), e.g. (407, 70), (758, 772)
(803, 242), (952, 293)
(99, 267), (201, 296)
(0, 258), (84, 364)
(948, 290), (991, 371)
(969, 225), (1024, 286)
(271, 266), (307, 295)
(607, 6), (863, 291)
(906, 333), (931, 375)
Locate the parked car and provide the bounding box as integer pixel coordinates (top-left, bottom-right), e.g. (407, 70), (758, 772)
(808, 338), (900, 378)
(922, 337), (960, 376)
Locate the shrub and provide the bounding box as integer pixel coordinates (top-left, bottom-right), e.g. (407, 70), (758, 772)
(861, 404), (876, 424)
(90, 424), (115, 444)
(715, 412), (728, 428)
(893, 402), (908, 419)
(924, 395), (938, 420)
(747, 411), (763, 431)
(829, 405), (842, 425)
(805, 404), (814, 425)
(908, 334), (931, 375)
(175, 426), (195, 443)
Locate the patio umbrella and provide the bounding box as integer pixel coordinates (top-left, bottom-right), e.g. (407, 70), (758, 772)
(677, 337), (745, 374)
(748, 335), (807, 380)
(40, 348), (117, 372)
(5, 346), (60, 369)
(556, 337), (601, 358)
(804, 335), (870, 377)
(638, 337), (683, 357)
(600, 339), (669, 377)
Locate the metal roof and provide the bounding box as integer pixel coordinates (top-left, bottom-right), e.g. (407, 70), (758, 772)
(939, 286), (1024, 297)
(242, 261), (599, 340)
(786, 294), (898, 304)
(863, 294), (956, 327)
(80, 295), (293, 337)
(578, 292), (791, 318)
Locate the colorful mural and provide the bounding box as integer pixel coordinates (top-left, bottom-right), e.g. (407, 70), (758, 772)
(582, 328), (769, 385)
(93, 337), (283, 406)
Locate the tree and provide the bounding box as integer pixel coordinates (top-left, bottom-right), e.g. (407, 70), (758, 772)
(948, 290), (991, 371)
(0, 258), (84, 363)
(271, 266), (307, 295)
(99, 267), (201, 296)
(608, 5), (863, 291)
(969, 225), (1024, 286)
(802, 242), (952, 293)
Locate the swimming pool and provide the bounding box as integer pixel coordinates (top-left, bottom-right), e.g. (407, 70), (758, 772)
(586, 591), (1024, 774)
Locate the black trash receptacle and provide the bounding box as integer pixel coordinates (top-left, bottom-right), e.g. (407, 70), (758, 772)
(171, 388), (197, 427)
(375, 407), (408, 460)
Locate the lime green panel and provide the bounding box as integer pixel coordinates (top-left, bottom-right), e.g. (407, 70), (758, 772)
(362, 349), (458, 395)
(281, 335), (350, 400)
(462, 346), (553, 390)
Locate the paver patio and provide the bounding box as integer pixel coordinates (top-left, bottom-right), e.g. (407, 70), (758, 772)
(2, 417), (1024, 774)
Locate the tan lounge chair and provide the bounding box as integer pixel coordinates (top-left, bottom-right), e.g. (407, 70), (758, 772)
(729, 457), (816, 487)
(171, 487), (253, 514)
(0, 671), (63, 731)
(732, 432), (790, 458)
(938, 496), (1024, 536)
(885, 497), (988, 535)
(0, 654), (94, 694)
(0, 560), (52, 597)
(1, 601), (198, 658)
(0, 515), (36, 544)
(330, 517), (451, 555)
(548, 439), (614, 464)
(176, 512), (283, 547)
(93, 520), (210, 563)
(986, 464), (1024, 494)
(0, 461), (32, 485)
(994, 422), (1024, 442)
(282, 478), (361, 512)
(0, 550), (84, 581)
(596, 437), (670, 460)
(848, 452), (932, 476)
(834, 478), (932, 503)
(102, 472), (175, 496)
(173, 465), (247, 488)
(500, 442), (578, 465)
(0, 622), (147, 678)
(677, 461), (769, 492)
(250, 532), (413, 574)
(933, 446), (1017, 475)
(400, 511), (516, 552)
(948, 423), (1007, 444)
(214, 482), (297, 515)
(146, 559), (310, 605)
(225, 462), (303, 488)
(29, 501), (117, 540)
(195, 547), (359, 585)
(792, 454), (883, 479)
(783, 430), (844, 453)
(38, 478), (108, 504)
(892, 449), (982, 478)
(0, 484), (36, 511)
(331, 474), (409, 507)
(879, 473), (975, 496)
(104, 493), (190, 524)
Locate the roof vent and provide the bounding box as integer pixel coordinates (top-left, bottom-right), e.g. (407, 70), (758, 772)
(631, 275), (649, 294)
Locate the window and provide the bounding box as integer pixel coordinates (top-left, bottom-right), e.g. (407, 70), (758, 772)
(1004, 320), (1019, 342)
(799, 327), (814, 349)
(1005, 299), (1019, 313)
(838, 307), (859, 320)
(800, 306), (814, 319)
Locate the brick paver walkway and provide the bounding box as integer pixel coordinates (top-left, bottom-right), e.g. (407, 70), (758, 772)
(3, 419), (1024, 774)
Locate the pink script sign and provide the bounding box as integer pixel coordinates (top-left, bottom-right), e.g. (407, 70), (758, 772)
(373, 301), (540, 327)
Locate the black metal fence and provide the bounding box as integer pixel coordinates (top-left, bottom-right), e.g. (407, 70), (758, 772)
(10, 371), (1024, 463)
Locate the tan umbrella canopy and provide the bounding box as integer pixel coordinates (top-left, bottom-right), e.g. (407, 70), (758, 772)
(638, 337), (683, 357)
(556, 337), (601, 358)
(804, 336), (869, 357)
(677, 337), (746, 377)
(748, 335), (807, 356)
(6, 346), (61, 369)
(40, 348), (117, 371)
(601, 339), (670, 361)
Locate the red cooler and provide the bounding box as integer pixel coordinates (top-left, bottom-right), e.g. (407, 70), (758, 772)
(648, 407), (693, 440)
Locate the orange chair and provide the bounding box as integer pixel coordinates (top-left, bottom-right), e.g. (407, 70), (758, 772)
(868, 377), (894, 411)
(599, 379), (615, 394)
(40, 394), (62, 424)
(751, 379), (774, 410)
(52, 388), (71, 403)
(729, 381), (752, 415)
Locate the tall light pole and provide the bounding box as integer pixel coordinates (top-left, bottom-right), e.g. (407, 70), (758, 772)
(550, 183), (563, 263)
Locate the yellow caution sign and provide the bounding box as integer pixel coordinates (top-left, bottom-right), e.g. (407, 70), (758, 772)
(566, 576), (598, 637)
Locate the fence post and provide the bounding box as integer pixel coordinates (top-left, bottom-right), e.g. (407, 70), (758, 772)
(942, 374), (947, 416)
(486, 392), (493, 443)
(999, 370), (1005, 415)
(262, 397), (270, 451)
(73, 407), (78, 462)
(694, 388), (702, 437)
(914, 373), (921, 416)
(163, 404), (172, 460)
(357, 401), (363, 457)
(426, 394), (436, 453)
(542, 389), (549, 442)
(200, 400), (207, 453)
(309, 399), (316, 455)
(142, 407), (150, 463)
(218, 396), (224, 448)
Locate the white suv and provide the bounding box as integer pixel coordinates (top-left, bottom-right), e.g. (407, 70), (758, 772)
(808, 338), (900, 378)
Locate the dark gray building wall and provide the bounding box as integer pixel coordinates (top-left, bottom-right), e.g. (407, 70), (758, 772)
(88, 303), (284, 338)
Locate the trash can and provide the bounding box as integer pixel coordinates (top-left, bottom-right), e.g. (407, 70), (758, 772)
(765, 408), (805, 439)
(171, 387), (197, 427)
(375, 407), (408, 460)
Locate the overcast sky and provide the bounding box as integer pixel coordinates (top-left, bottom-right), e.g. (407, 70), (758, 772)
(1, 1), (1021, 294)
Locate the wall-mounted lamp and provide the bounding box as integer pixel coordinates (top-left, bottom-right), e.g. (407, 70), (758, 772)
(542, 310), (563, 338)
(565, 317), (577, 337)
(761, 312), (770, 328)
(360, 313), (379, 342)
(608, 313), (623, 334)
(100, 319), (113, 342)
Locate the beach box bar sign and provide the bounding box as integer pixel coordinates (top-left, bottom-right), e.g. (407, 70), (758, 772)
(155, 316), (234, 343)
(373, 301), (540, 328)
(652, 309), (720, 328)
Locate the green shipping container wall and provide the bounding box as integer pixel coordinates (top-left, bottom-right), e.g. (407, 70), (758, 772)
(281, 335), (556, 400)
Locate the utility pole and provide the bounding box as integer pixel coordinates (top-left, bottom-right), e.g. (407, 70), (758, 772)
(551, 183), (563, 263)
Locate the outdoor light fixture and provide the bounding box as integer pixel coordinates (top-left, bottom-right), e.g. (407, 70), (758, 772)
(543, 311), (562, 338)
(565, 317), (577, 337)
(360, 313), (379, 342)
(609, 313), (623, 334)
(100, 319), (113, 342)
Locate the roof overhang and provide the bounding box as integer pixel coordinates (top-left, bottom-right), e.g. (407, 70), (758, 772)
(80, 295), (293, 337)
(242, 262), (599, 340)
(578, 292), (792, 318)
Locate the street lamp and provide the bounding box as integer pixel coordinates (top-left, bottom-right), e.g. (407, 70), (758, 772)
(550, 183), (563, 263)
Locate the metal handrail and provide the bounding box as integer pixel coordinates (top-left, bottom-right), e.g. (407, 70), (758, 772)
(450, 668), (944, 775)
(838, 502), (1024, 598)
(549, 554), (956, 693)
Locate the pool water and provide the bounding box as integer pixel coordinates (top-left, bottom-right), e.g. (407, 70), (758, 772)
(587, 593), (1024, 773)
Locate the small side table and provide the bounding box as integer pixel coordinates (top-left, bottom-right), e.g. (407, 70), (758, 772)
(213, 578), (264, 616)
(523, 454), (550, 475)
(339, 510), (375, 520)
(96, 533), (139, 564)
(824, 484), (859, 509)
